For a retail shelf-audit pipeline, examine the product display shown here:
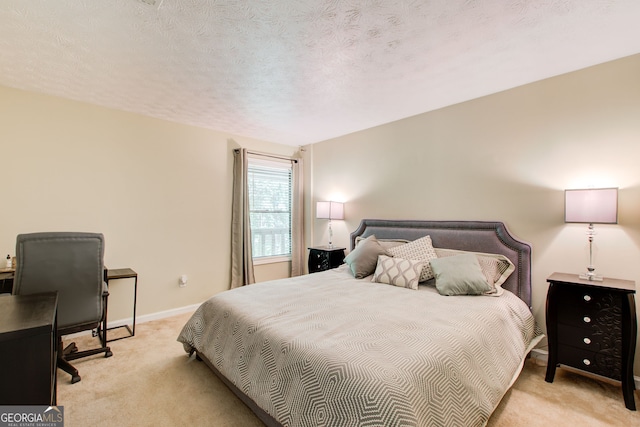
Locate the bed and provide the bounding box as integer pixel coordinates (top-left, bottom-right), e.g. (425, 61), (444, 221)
(178, 219), (543, 427)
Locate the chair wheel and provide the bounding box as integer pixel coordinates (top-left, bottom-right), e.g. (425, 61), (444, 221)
(71, 374), (81, 384)
(105, 350), (113, 358)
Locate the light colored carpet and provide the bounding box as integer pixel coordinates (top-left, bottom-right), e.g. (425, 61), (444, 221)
(58, 312), (640, 427)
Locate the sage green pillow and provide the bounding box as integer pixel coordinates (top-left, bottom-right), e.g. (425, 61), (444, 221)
(430, 254), (493, 296)
(434, 247), (515, 295)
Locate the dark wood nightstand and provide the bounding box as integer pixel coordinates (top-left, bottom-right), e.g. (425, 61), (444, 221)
(308, 246), (346, 273)
(545, 272), (637, 410)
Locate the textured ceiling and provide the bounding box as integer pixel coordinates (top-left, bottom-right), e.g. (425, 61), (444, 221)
(1, 1), (639, 146)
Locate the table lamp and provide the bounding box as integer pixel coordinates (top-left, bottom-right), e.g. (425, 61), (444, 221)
(564, 187), (618, 281)
(316, 201), (344, 248)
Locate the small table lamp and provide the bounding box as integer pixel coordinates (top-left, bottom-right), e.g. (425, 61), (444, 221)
(316, 201), (344, 248)
(565, 187), (618, 281)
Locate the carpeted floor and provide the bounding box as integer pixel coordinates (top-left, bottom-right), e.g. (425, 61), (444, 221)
(57, 312), (640, 427)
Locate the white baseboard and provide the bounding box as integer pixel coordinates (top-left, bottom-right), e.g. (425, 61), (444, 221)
(106, 303), (200, 329)
(65, 303), (200, 339)
(530, 348), (640, 390)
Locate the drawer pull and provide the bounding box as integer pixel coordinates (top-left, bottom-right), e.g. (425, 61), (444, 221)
(583, 294), (592, 302)
(583, 337), (591, 345)
(583, 316), (591, 323)
(583, 359), (591, 366)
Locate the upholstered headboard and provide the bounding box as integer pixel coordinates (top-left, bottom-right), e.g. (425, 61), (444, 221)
(350, 219), (532, 308)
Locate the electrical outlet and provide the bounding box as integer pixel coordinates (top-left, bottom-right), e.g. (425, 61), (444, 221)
(179, 275), (188, 287)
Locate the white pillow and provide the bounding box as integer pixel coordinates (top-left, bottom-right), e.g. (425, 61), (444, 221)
(372, 255), (425, 290)
(387, 235), (437, 282)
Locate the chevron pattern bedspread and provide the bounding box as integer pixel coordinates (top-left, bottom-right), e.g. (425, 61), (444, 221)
(178, 266), (542, 427)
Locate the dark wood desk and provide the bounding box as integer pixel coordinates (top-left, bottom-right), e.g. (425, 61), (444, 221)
(1, 267), (138, 342)
(0, 292), (58, 405)
(0, 269), (14, 294)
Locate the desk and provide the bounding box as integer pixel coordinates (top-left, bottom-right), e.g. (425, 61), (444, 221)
(0, 292), (58, 405)
(0, 270), (14, 294)
(105, 268), (137, 341)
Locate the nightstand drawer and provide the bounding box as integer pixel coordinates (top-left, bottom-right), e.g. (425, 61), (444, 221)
(309, 251), (329, 271)
(555, 285), (620, 308)
(557, 301), (621, 330)
(558, 344), (621, 380)
(308, 247), (346, 273)
(557, 323), (621, 356)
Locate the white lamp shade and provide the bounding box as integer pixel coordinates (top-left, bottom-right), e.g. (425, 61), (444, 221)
(316, 201), (344, 220)
(565, 188), (618, 224)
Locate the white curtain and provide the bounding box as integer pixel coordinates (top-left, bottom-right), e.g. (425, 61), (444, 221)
(230, 148), (255, 288)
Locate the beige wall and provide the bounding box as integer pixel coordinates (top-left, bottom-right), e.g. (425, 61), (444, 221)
(310, 54), (640, 375)
(2, 54), (639, 374)
(0, 85), (296, 320)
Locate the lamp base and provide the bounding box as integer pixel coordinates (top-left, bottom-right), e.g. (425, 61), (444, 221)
(579, 272), (603, 282)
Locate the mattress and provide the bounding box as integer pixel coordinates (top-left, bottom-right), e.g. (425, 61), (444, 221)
(178, 265), (543, 427)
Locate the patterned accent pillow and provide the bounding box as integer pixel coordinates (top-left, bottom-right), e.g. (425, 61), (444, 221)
(387, 235), (437, 282)
(372, 255), (425, 290)
(434, 248), (515, 295)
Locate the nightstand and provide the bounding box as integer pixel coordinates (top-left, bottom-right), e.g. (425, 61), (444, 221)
(545, 272), (637, 410)
(308, 246), (346, 273)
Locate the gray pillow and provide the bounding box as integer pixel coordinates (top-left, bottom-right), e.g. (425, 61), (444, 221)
(355, 236), (409, 250)
(430, 254), (493, 296)
(344, 235), (389, 279)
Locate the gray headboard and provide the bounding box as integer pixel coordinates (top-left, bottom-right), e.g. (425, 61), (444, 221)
(350, 219), (532, 309)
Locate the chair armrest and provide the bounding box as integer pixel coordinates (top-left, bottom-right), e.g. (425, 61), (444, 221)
(102, 281), (109, 297)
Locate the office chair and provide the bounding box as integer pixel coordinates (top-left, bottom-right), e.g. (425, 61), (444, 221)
(13, 232), (112, 384)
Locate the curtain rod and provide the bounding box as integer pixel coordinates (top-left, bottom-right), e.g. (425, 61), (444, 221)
(234, 148), (298, 163)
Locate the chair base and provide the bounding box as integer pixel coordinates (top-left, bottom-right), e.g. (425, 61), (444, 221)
(59, 326), (112, 384)
(58, 356), (81, 384)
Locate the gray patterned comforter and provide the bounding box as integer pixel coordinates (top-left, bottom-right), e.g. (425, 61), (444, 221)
(178, 265), (543, 427)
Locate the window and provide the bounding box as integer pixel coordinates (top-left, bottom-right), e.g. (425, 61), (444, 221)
(247, 157), (293, 262)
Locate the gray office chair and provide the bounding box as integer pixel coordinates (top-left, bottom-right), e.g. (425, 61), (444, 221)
(13, 232), (112, 383)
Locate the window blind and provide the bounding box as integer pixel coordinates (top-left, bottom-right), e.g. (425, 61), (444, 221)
(247, 158), (292, 259)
